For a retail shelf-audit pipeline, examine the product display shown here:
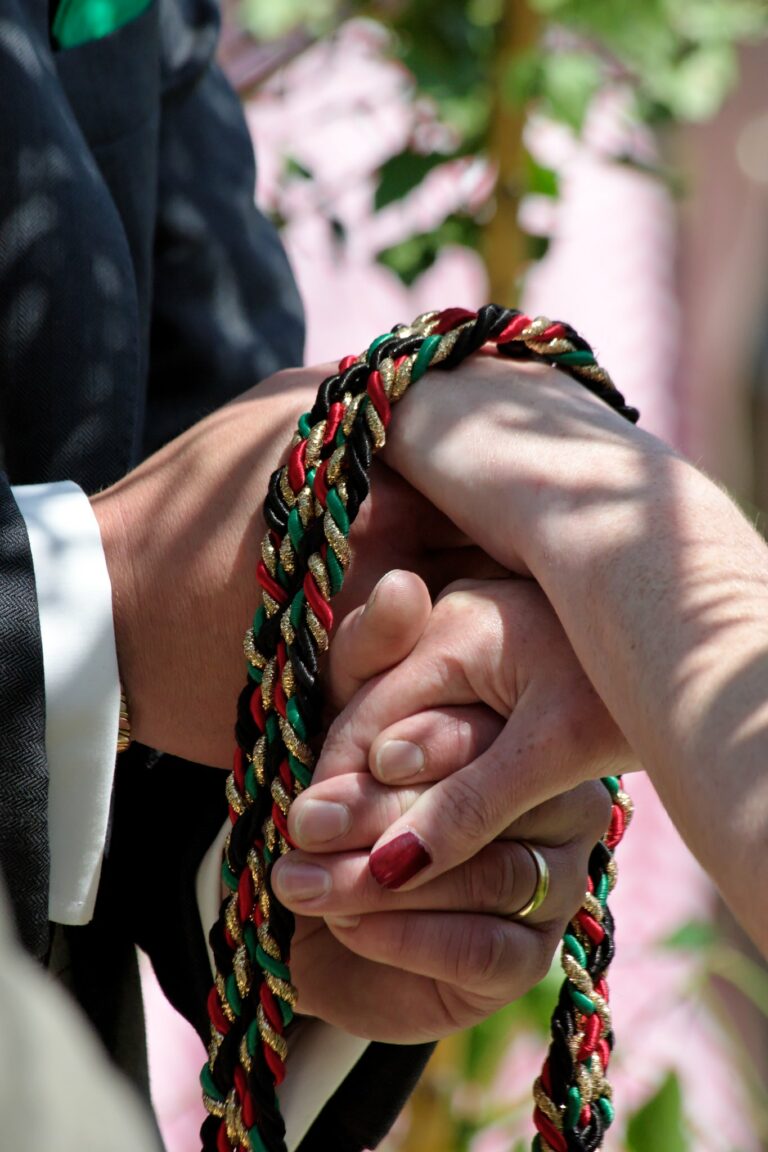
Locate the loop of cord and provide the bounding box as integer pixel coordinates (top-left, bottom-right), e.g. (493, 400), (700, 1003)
(199, 305), (636, 1152)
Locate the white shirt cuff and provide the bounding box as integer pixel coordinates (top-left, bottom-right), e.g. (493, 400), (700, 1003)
(13, 482), (121, 925)
(197, 827), (370, 1151)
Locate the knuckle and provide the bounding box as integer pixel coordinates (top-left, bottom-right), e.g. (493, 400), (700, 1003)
(449, 919), (509, 989)
(544, 855), (589, 926)
(430, 589), (497, 649)
(422, 710), (498, 782)
(462, 845), (518, 913)
(318, 712), (353, 765)
(441, 713), (476, 768)
(568, 780), (614, 847)
(370, 787), (408, 831)
(588, 783), (614, 842)
(316, 711), (371, 779)
(441, 774), (496, 848)
(433, 578), (482, 605)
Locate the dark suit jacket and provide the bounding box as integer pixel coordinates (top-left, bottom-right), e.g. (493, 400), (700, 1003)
(0, 0), (433, 1145)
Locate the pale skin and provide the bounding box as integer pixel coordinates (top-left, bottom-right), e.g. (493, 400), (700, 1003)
(90, 367), (620, 1040)
(291, 354), (768, 958)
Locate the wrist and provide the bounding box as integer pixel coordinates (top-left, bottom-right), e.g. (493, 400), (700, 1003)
(117, 689), (132, 754)
(88, 370), (321, 767)
(385, 356), (644, 576)
(526, 419), (681, 589)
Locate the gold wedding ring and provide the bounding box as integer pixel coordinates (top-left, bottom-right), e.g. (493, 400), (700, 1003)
(509, 842), (550, 920)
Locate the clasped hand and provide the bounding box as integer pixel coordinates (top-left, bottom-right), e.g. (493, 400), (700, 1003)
(271, 572), (634, 1042)
(93, 365), (635, 1044)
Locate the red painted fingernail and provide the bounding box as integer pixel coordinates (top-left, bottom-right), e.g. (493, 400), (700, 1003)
(369, 831), (432, 889)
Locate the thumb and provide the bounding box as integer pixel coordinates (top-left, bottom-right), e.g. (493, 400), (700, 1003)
(325, 569), (431, 714)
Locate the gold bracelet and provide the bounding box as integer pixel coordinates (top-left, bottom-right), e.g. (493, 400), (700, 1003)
(117, 688), (132, 754)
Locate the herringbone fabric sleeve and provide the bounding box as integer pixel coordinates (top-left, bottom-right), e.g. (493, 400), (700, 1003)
(0, 479), (49, 959)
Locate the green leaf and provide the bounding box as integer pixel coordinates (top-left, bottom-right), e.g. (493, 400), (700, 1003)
(240, 0), (339, 39)
(707, 945), (768, 1017)
(282, 155), (313, 181)
(464, 1002), (520, 1082)
(393, 4), (493, 94)
(525, 151), (559, 198)
(522, 0), (767, 127)
(626, 1072), (689, 1152)
(376, 214), (480, 286)
(540, 51), (603, 133)
(669, 0), (768, 42)
(462, 959), (561, 1083)
(657, 43), (738, 121)
(515, 962), (561, 1034)
(466, 0), (504, 28)
(662, 919), (717, 951)
(502, 49), (544, 107)
(376, 234), (439, 287)
(526, 233), (551, 261)
(504, 47), (602, 133)
(527, 0), (569, 12)
(374, 151), (451, 212)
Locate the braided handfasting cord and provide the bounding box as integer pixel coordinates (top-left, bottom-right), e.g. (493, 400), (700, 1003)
(532, 777), (633, 1152)
(200, 303), (637, 1152)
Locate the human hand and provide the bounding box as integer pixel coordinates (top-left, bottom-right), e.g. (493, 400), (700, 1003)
(377, 336), (768, 962)
(382, 352), (676, 579)
(306, 575), (633, 874)
(89, 368), (502, 768)
(270, 573), (630, 1041)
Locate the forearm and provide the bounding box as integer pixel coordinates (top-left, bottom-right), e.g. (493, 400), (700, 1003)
(534, 447), (768, 950)
(90, 371), (319, 768)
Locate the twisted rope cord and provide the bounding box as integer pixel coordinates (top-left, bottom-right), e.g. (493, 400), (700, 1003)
(200, 303), (638, 1152)
(532, 777), (633, 1152)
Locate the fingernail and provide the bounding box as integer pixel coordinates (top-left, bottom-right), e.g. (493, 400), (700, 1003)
(275, 861), (331, 901)
(294, 799), (351, 845)
(325, 914), (360, 930)
(363, 570), (401, 616)
(369, 831), (431, 889)
(375, 740), (424, 782)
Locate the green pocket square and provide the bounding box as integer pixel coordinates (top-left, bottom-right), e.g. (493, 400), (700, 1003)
(52, 0), (151, 48)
